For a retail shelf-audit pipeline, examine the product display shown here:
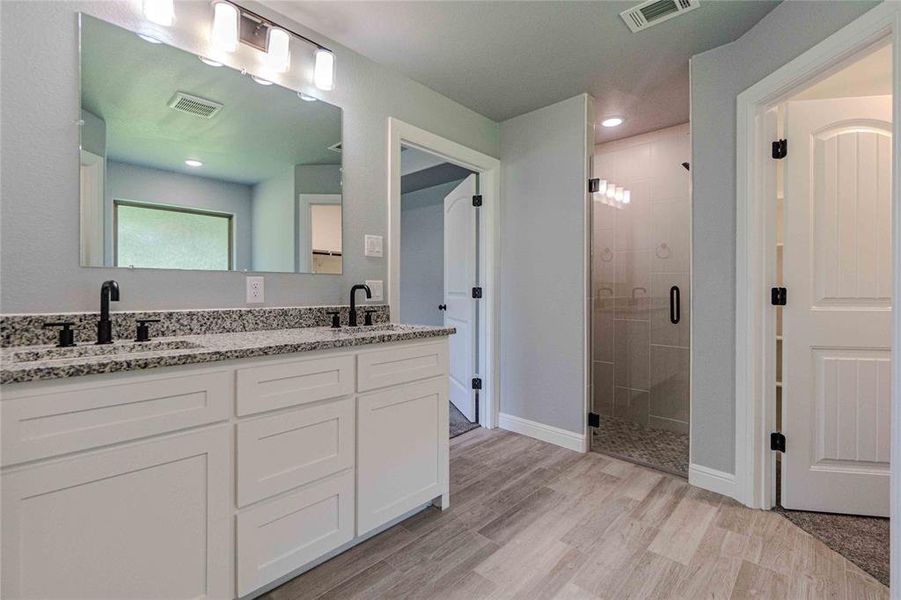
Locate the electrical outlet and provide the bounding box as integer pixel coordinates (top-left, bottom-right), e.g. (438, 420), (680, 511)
(365, 280), (383, 302)
(246, 276), (264, 303)
(364, 235), (383, 258)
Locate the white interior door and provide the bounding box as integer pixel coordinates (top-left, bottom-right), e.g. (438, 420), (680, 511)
(782, 95), (892, 516)
(444, 174), (478, 422)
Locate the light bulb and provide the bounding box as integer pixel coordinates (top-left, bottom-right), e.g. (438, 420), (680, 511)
(606, 183), (616, 199)
(267, 28), (291, 73)
(597, 179), (607, 195)
(143, 0), (174, 27)
(211, 1), (239, 53)
(622, 190), (631, 204)
(314, 48), (335, 91)
(615, 186), (624, 202)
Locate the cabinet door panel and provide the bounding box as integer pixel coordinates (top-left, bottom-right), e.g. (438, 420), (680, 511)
(237, 397), (354, 506)
(1, 426), (231, 600)
(357, 377), (448, 534)
(2, 371), (232, 466)
(236, 469), (354, 596)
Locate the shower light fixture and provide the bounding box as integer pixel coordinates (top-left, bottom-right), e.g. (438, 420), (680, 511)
(211, 1), (239, 53)
(267, 28), (291, 73)
(143, 0), (175, 27)
(314, 48), (335, 91)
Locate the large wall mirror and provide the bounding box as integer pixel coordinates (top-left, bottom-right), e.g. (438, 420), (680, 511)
(79, 14), (343, 274)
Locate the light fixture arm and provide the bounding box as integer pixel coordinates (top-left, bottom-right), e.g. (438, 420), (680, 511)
(219, 0), (333, 54)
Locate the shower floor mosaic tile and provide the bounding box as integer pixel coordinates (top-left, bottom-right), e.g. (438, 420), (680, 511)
(590, 415), (689, 477)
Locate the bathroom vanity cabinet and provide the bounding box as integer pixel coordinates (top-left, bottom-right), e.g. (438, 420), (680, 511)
(0, 338), (450, 599)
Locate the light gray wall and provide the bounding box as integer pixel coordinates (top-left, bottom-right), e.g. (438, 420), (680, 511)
(107, 161), (253, 271)
(400, 180), (463, 326)
(80, 109), (105, 157)
(689, 0), (880, 474)
(0, 0), (498, 313)
(251, 168), (295, 273)
(499, 94), (591, 435)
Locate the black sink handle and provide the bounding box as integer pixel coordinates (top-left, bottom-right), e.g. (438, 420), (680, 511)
(43, 322), (76, 348)
(135, 319), (161, 343)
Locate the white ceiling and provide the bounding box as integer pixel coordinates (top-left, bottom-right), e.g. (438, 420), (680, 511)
(264, 0), (780, 143)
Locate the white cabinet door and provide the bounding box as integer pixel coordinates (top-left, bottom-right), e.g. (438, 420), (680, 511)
(783, 95), (893, 516)
(1, 426), (232, 600)
(357, 377), (449, 534)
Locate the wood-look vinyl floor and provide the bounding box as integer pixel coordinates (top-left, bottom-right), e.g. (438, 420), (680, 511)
(262, 428), (888, 600)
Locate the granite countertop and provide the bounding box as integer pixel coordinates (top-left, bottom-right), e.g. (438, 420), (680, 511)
(0, 324), (455, 385)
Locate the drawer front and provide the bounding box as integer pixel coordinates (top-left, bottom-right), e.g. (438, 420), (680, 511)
(236, 354), (355, 416)
(356, 341), (448, 392)
(237, 397), (354, 507)
(357, 377), (448, 535)
(236, 469), (354, 597)
(2, 371), (232, 466)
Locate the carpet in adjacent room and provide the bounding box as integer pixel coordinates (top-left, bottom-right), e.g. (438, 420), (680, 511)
(449, 402), (479, 438)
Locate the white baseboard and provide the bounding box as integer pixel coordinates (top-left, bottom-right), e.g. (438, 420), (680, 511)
(498, 412), (587, 452)
(689, 463), (736, 499)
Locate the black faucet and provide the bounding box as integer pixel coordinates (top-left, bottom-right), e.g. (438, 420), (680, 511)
(348, 284), (372, 327)
(97, 280), (120, 344)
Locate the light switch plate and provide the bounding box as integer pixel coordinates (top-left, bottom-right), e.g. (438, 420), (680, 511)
(364, 235), (383, 258)
(245, 276), (264, 303)
(365, 280), (383, 302)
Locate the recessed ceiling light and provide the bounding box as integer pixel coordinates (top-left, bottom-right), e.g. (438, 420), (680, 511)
(185, 159), (203, 167)
(251, 75), (273, 86)
(198, 55), (223, 67)
(297, 92), (317, 102)
(136, 33), (163, 44)
(601, 117), (624, 128)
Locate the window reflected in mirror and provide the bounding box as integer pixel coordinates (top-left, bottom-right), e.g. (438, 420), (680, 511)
(79, 14), (343, 274)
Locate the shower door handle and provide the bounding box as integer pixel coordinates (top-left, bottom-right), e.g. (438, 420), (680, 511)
(669, 286), (681, 325)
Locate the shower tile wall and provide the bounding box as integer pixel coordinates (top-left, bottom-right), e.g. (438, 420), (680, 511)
(592, 124), (691, 434)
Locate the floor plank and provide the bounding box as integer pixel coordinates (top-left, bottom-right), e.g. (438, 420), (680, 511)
(261, 427), (888, 600)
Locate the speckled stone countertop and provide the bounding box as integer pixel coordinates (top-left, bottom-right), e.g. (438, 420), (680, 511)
(0, 324), (455, 385)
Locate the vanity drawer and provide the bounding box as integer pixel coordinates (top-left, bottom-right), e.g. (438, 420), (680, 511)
(236, 397), (354, 507)
(356, 341), (448, 392)
(1, 371), (232, 466)
(236, 469), (354, 597)
(236, 354), (355, 416)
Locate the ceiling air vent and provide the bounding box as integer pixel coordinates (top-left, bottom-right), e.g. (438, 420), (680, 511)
(167, 92), (223, 119)
(620, 0), (700, 33)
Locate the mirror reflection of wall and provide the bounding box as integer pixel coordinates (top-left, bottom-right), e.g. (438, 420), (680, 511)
(79, 14), (343, 274)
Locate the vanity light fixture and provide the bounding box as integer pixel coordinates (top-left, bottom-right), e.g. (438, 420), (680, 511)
(211, 1), (239, 53)
(251, 75), (274, 86)
(143, 0), (175, 27)
(267, 28), (291, 73)
(597, 179), (608, 195)
(606, 183), (617, 199)
(601, 117), (624, 128)
(314, 48), (335, 91)
(198, 55), (224, 67)
(185, 159), (203, 167)
(298, 92), (318, 102)
(615, 186), (624, 202)
(623, 190), (631, 204)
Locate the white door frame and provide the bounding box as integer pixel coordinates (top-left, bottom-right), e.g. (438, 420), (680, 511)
(387, 118), (501, 429)
(734, 0), (900, 544)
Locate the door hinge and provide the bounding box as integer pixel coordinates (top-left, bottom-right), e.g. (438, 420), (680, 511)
(588, 178), (600, 193)
(771, 432), (786, 453)
(772, 139), (788, 159)
(771, 287), (787, 306)
(472, 194), (483, 207)
(588, 412), (600, 428)
(472, 287), (483, 299)
(472, 377), (483, 390)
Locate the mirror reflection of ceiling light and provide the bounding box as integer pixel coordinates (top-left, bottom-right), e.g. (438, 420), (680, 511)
(314, 48), (335, 91)
(143, 0), (175, 27)
(211, 1), (239, 53)
(251, 75), (274, 86)
(297, 92), (318, 102)
(198, 56), (224, 67)
(185, 159), (203, 167)
(601, 117), (624, 128)
(137, 33), (163, 44)
(267, 28), (291, 73)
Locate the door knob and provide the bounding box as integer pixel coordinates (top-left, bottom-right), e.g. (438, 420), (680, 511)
(438, 304), (447, 311)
